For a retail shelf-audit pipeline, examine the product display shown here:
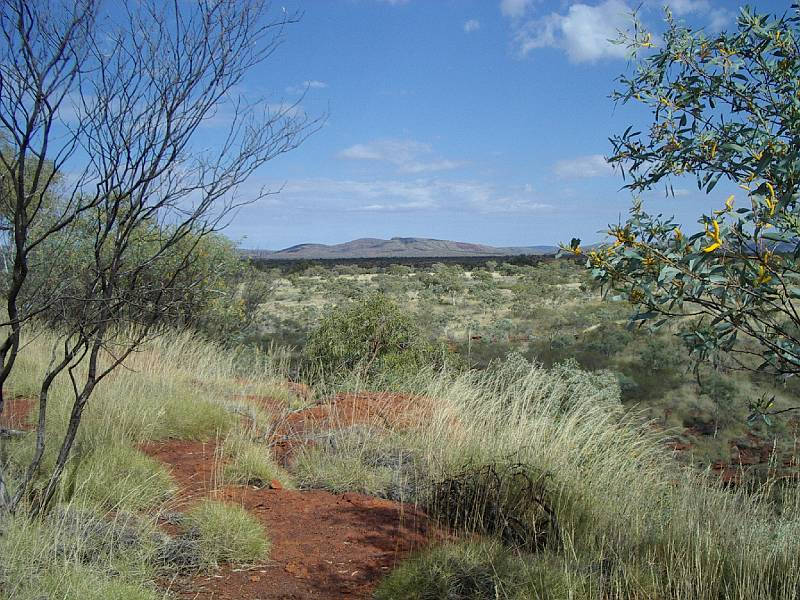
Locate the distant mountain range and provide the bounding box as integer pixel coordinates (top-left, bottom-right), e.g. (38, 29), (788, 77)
(243, 237), (557, 260)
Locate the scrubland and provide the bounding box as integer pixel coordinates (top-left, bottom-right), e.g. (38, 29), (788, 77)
(2, 258), (800, 599)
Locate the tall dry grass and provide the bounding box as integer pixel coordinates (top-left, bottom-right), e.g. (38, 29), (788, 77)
(387, 360), (800, 599)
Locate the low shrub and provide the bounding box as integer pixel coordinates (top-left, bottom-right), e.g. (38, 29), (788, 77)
(426, 462), (559, 552)
(305, 293), (446, 378)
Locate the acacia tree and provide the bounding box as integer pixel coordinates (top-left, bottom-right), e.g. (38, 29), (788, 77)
(565, 6), (800, 420)
(0, 0), (316, 514)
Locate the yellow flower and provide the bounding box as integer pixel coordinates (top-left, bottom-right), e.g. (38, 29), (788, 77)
(765, 182), (777, 216)
(754, 249), (777, 284)
(629, 289), (645, 304)
(714, 195), (735, 216)
(610, 225), (636, 246)
(702, 219), (722, 253)
(725, 195), (735, 211)
(756, 264), (772, 285)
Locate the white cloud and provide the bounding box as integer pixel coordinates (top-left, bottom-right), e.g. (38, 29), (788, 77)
(338, 139), (464, 174)
(359, 200), (434, 212)
(651, 1), (732, 31)
(553, 154), (613, 179)
(706, 8), (732, 31)
(662, 0), (711, 14)
(500, 0), (536, 18)
(509, 0), (633, 63)
(464, 19), (481, 33)
(242, 177), (554, 215)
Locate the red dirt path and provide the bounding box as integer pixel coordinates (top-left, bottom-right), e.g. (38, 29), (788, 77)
(142, 395), (435, 599)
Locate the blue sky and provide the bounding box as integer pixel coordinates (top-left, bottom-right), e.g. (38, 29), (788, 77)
(221, 0), (788, 250)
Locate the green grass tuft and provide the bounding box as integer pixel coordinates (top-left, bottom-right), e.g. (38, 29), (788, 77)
(185, 499), (270, 566)
(293, 447), (395, 496)
(375, 540), (588, 600)
(222, 431), (295, 489)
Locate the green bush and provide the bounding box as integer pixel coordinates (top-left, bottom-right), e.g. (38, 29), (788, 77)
(305, 293), (445, 377)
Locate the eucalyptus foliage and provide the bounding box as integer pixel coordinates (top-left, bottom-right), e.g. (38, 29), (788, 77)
(567, 6), (800, 405)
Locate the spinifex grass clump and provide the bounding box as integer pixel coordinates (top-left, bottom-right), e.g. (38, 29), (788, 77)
(0, 503), (163, 600)
(374, 540), (586, 600)
(221, 430), (295, 489)
(293, 425), (421, 501)
(185, 500), (270, 567)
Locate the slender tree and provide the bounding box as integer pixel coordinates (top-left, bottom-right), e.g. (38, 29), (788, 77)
(0, 0), (317, 514)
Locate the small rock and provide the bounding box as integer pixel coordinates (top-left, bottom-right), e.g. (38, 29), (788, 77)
(154, 536), (203, 571)
(269, 479), (283, 490)
(285, 561), (309, 578)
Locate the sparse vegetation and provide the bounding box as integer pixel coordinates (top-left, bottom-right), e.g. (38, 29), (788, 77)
(2, 2), (799, 598)
(1, 273), (799, 597)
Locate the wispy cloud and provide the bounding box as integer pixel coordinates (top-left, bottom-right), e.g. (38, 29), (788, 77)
(338, 139), (464, 174)
(240, 177), (554, 215)
(464, 19), (481, 33)
(509, 0), (633, 63)
(500, 0), (536, 19)
(553, 154), (613, 179)
(285, 80), (328, 95)
(502, 0), (732, 62)
(660, 0), (710, 15)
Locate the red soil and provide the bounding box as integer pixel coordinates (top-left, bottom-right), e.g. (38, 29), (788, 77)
(142, 393), (437, 599)
(234, 391), (432, 467)
(0, 396), (35, 431)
